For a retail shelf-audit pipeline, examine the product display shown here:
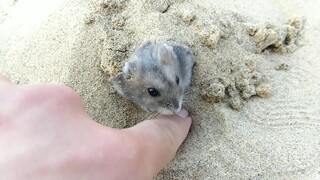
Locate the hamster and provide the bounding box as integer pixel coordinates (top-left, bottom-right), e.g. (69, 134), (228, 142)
(111, 42), (195, 115)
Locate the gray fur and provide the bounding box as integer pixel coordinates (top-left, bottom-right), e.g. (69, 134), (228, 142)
(111, 42), (195, 114)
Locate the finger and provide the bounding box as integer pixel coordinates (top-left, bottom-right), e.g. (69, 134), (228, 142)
(123, 109), (192, 177)
(0, 74), (12, 87)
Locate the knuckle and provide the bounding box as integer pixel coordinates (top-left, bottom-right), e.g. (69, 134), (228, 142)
(50, 85), (79, 100)
(21, 84), (80, 107)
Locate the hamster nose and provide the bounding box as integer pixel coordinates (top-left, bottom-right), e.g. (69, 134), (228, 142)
(173, 106), (182, 113)
(168, 101), (181, 113)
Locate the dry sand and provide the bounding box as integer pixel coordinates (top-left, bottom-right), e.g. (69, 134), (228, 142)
(1, 0), (319, 179)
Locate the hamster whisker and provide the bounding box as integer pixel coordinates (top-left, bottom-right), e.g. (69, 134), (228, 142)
(182, 98), (189, 104)
(143, 111), (153, 120)
(154, 112), (160, 117)
(145, 112), (160, 119)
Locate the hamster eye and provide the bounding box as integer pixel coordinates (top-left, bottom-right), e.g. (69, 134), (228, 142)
(147, 88), (160, 97)
(175, 76), (180, 85)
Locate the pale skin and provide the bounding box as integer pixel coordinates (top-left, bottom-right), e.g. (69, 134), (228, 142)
(0, 75), (192, 180)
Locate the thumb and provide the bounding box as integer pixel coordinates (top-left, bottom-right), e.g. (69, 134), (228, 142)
(0, 74), (12, 88)
(123, 109), (192, 177)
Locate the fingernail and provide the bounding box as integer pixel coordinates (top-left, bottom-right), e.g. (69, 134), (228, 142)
(175, 109), (189, 119)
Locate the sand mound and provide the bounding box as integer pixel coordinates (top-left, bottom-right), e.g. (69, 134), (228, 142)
(0, 0), (319, 179)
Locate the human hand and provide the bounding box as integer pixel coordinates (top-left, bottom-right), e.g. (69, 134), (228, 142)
(0, 75), (192, 180)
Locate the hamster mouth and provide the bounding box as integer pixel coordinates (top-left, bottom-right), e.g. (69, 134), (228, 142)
(156, 107), (175, 115)
(171, 106), (182, 114)
(156, 106), (182, 115)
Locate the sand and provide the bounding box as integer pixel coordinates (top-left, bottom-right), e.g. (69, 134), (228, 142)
(1, 0), (319, 179)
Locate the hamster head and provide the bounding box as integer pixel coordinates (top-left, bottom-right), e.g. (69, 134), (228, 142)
(112, 43), (185, 115)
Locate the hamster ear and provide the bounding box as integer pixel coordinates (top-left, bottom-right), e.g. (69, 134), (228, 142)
(111, 73), (126, 96)
(123, 62), (137, 79)
(157, 44), (176, 65)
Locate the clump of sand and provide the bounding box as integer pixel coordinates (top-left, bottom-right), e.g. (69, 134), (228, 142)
(0, 0), (319, 179)
(247, 17), (305, 53)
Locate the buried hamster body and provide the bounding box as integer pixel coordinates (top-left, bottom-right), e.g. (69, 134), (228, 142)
(112, 42), (195, 115)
